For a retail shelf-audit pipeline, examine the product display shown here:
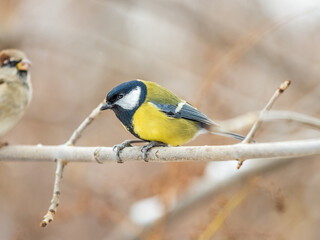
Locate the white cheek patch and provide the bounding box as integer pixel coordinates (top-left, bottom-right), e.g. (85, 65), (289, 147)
(116, 86), (141, 110)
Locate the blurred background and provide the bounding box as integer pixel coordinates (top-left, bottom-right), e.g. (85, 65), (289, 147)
(1, 0), (320, 239)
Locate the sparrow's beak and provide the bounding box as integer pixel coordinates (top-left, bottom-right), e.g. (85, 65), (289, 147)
(100, 102), (113, 111)
(16, 58), (32, 71)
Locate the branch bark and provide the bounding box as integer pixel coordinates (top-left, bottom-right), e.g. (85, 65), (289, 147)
(1, 139), (320, 163)
(40, 160), (64, 227)
(40, 102), (104, 227)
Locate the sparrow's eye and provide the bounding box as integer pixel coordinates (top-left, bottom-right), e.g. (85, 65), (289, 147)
(2, 59), (20, 68)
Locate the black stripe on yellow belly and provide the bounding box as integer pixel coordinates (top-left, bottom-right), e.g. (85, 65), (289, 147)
(132, 102), (199, 146)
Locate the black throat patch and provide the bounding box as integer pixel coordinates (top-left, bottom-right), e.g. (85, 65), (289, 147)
(111, 80), (147, 139)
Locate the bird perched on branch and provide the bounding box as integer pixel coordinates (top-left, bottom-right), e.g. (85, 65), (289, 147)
(101, 80), (244, 162)
(0, 49), (32, 143)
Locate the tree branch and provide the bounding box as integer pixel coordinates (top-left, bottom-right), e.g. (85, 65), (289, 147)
(40, 102), (104, 227)
(64, 102), (104, 146)
(242, 80), (291, 144)
(220, 110), (320, 132)
(40, 160), (64, 227)
(261, 110), (320, 129)
(1, 139), (320, 163)
(237, 80), (291, 169)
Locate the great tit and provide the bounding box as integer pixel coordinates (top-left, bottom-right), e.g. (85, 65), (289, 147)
(101, 80), (244, 162)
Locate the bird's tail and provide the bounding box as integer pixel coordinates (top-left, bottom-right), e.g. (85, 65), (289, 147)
(209, 126), (245, 141)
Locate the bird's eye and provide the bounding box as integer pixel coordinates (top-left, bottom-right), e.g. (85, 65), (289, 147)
(117, 94), (124, 100)
(2, 59), (20, 68)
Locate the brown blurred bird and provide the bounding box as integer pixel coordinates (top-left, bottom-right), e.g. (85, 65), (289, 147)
(0, 49), (32, 142)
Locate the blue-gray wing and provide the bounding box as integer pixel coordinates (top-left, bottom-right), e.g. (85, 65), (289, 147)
(150, 101), (215, 126)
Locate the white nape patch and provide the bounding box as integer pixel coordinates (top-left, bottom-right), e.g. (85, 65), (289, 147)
(175, 101), (186, 113)
(116, 86), (141, 110)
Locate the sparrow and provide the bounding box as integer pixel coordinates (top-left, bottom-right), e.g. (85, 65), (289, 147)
(0, 49), (32, 142)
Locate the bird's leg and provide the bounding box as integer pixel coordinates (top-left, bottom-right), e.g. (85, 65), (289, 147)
(113, 139), (145, 163)
(141, 141), (167, 162)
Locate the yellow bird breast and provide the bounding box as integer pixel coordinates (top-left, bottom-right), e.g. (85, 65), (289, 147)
(132, 102), (199, 146)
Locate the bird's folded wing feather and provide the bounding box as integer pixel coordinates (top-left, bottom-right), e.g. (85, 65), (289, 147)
(150, 101), (217, 126)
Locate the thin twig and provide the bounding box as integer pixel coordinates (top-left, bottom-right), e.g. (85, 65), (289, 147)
(237, 80), (291, 169)
(260, 110), (320, 129)
(243, 80), (291, 144)
(220, 110), (320, 132)
(65, 102), (104, 146)
(40, 160), (64, 227)
(40, 102), (104, 227)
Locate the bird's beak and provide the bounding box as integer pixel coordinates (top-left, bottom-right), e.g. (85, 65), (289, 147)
(16, 58), (32, 71)
(100, 102), (113, 111)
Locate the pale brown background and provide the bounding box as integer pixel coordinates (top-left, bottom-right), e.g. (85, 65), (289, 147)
(0, 0), (320, 239)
